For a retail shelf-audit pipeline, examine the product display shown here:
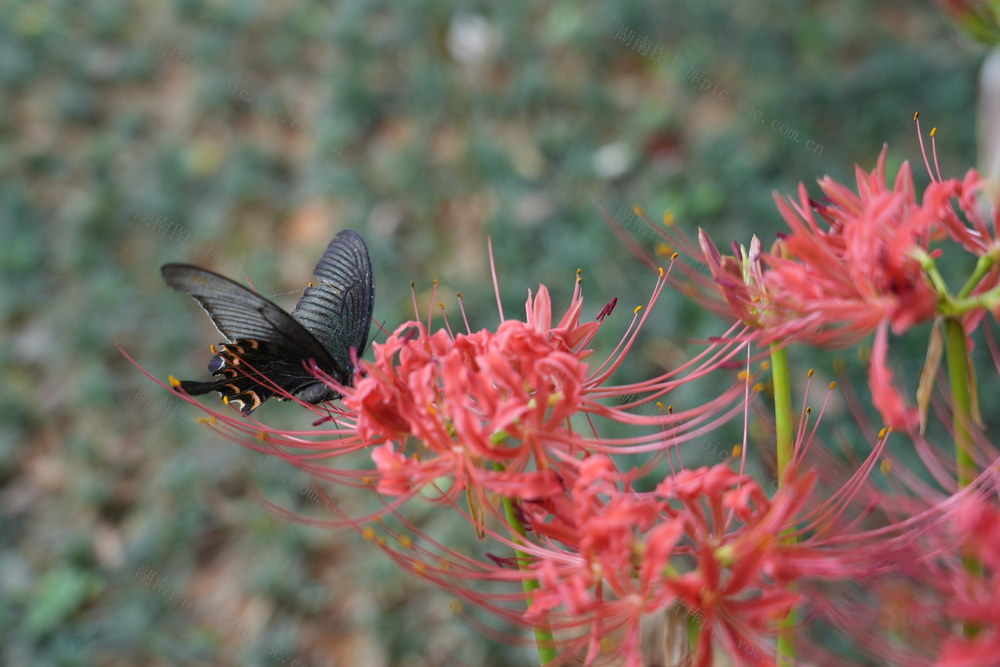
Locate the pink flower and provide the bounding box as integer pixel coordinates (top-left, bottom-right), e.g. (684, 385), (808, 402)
(695, 145), (1000, 431)
(518, 458), (861, 666)
(764, 147), (939, 343)
(348, 288), (603, 509)
(340, 268), (752, 533)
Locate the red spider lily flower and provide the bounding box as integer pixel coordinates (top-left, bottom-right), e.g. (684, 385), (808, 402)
(338, 267), (754, 535)
(764, 147), (939, 344)
(515, 456), (866, 667)
(696, 146), (990, 430)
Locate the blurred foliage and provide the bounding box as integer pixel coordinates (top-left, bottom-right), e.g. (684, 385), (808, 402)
(0, 0), (986, 665)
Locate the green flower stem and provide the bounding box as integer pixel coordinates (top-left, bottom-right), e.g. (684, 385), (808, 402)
(956, 253), (996, 300)
(944, 318), (977, 490)
(942, 284), (1000, 316)
(944, 318), (983, 633)
(494, 463), (557, 665)
(770, 344), (797, 666)
(912, 247), (951, 294)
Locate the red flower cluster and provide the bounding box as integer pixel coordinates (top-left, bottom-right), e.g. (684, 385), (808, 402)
(699, 144), (1000, 430)
(352, 287), (596, 504)
(135, 136), (1000, 665)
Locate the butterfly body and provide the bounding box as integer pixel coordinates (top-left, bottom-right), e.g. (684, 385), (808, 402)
(161, 230), (374, 415)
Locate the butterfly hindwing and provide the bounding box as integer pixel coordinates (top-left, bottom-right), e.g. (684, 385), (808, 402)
(290, 229), (374, 381)
(175, 340), (334, 414)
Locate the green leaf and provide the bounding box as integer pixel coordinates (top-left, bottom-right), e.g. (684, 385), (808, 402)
(24, 567), (97, 638)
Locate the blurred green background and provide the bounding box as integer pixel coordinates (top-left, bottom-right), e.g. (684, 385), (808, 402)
(0, 0), (985, 665)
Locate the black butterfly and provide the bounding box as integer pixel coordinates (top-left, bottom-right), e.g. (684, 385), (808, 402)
(161, 229), (374, 415)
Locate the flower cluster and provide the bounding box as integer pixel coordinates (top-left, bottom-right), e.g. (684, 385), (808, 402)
(697, 138), (1000, 431)
(133, 114), (1000, 664)
(352, 289), (597, 503)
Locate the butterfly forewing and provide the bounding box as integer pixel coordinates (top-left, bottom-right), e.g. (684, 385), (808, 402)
(161, 264), (336, 367)
(290, 229), (374, 381)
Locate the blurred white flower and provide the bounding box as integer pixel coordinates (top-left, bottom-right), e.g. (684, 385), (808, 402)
(447, 14), (499, 67)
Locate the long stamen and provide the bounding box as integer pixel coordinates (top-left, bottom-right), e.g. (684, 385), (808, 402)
(426, 279), (439, 329)
(930, 126), (943, 183)
(488, 236), (505, 322)
(456, 292), (472, 334)
(914, 112), (942, 183)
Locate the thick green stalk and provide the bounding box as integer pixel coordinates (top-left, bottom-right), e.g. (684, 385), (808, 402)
(944, 318), (976, 489)
(495, 464), (557, 664)
(944, 318), (982, 640)
(770, 344), (797, 665)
